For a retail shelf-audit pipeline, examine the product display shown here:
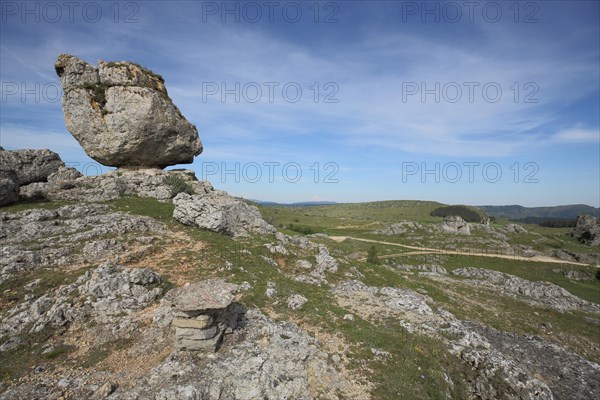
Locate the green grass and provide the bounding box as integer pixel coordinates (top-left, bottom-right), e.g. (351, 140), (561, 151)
(259, 200), (446, 230)
(226, 250), (472, 398)
(0, 266), (93, 311)
(108, 196), (175, 223)
(0, 199), (74, 213)
(0, 326), (72, 383)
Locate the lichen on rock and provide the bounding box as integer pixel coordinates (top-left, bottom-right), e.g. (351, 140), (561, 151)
(54, 54), (202, 169)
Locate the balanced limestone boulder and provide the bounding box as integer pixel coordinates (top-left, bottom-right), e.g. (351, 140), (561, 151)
(163, 280), (239, 352)
(55, 54), (202, 168)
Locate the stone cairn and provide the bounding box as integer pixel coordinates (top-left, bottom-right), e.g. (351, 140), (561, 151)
(163, 280), (239, 352)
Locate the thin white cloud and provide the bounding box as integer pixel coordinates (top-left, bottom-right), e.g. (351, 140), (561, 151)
(551, 128), (600, 143)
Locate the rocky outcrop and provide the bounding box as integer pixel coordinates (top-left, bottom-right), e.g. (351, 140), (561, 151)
(394, 264), (448, 274)
(0, 263), (162, 341)
(0, 148), (66, 206)
(451, 267), (598, 312)
(105, 309), (362, 400)
(0, 203), (164, 283)
(0, 148), (65, 186)
(164, 280), (240, 352)
(19, 168), (212, 202)
(571, 214), (600, 246)
(315, 245), (339, 275)
(333, 280), (599, 400)
(287, 294), (308, 310)
(55, 54), (202, 168)
(503, 223), (527, 234)
(0, 166), (19, 207)
(375, 221), (422, 235)
(172, 192), (276, 237)
(438, 215), (470, 235)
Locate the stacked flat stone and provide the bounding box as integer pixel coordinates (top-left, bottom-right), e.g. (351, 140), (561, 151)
(164, 280), (239, 351)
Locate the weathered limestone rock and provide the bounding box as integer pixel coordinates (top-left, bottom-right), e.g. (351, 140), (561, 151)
(438, 215), (471, 235)
(287, 294), (308, 310)
(571, 214), (600, 246)
(0, 166), (19, 207)
(375, 221), (423, 235)
(172, 315), (213, 329)
(0, 263), (162, 340)
(172, 192), (276, 237)
(163, 280), (239, 352)
(55, 54), (202, 168)
(0, 148), (65, 185)
(451, 267), (599, 312)
(0, 148), (65, 206)
(19, 169), (212, 203)
(503, 223), (527, 234)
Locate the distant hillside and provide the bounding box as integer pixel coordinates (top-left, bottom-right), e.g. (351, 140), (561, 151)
(253, 200), (338, 207)
(478, 204), (600, 220)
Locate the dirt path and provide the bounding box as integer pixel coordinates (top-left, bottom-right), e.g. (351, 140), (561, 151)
(333, 221), (381, 229)
(329, 235), (593, 266)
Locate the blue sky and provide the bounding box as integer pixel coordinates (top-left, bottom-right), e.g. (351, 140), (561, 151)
(1, 0), (599, 206)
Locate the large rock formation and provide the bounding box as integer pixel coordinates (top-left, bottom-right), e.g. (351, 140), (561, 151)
(0, 148), (66, 206)
(54, 54), (202, 168)
(172, 192), (277, 237)
(0, 165), (19, 207)
(19, 168), (211, 203)
(571, 214), (600, 246)
(438, 215), (470, 235)
(0, 148), (65, 185)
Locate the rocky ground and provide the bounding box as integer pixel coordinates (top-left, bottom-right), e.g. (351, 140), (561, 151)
(1, 169), (598, 399)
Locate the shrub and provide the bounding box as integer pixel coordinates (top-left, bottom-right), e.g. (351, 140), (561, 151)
(163, 176), (194, 198)
(430, 205), (483, 222)
(288, 223), (314, 235)
(596, 268), (600, 281)
(367, 245), (379, 264)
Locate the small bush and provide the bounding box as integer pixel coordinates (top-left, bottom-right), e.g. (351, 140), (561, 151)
(367, 245), (379, 264)
(163, 176), (194, 197)
(288, 223), (314, 235)
(596, 269), (600, 281)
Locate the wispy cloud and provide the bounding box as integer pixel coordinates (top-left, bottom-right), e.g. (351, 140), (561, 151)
(551, 127), (599, 143)
(1, 1), (598, 205)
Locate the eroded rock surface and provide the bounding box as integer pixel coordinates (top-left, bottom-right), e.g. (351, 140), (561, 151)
(173, 192), (276, 237)
(0, 203), (164, 283)
(19, 169), (212, 202)
(438, 215), (471, 235)
(108, 309), (361, 400)
(0, 148), (66, 206)
(0, 263), (162, 342)
(571, 214), (600, 246)
(333, 280), (599, 400)
(0, 148), (65, 186)
(55, 54), (202, 168)
(451, 267), (598, 312)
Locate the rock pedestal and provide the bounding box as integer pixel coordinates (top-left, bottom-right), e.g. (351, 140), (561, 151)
(163, 280), (239, 352)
